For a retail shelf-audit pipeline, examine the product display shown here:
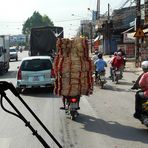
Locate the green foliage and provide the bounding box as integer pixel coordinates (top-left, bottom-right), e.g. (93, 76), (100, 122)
(22, 11), (54, 34)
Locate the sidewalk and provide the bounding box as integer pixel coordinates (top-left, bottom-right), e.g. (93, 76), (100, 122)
(125, 61), (142, 75)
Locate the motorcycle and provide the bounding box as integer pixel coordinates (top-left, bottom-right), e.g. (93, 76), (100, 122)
(96, 71), (107, 89)
(141, 101), (148, 126)
(131, 82), (148, 127)
(63, 96), (80, 120)
(112, 68), (122, 84)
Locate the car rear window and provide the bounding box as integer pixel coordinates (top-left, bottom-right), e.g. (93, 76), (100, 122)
(10, 49), (16, 52)
(21, 59), (52, 71)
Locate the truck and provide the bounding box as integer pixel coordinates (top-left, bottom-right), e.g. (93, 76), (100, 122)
(0, 35), (10, 74)
(29, 26), (63, 57)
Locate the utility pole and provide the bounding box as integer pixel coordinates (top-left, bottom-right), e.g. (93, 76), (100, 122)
(96, 0), (100, 20)
(135, 0), (141, 67)
(107, 3), (111, 56)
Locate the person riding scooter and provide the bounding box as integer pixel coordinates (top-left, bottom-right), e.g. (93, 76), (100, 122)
(110, 52), (124, 78)
(131, 61), (148, 120)
(94, 53), (107, 82)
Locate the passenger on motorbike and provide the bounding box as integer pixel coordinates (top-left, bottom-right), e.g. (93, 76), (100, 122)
(131, 61), (148, 119)
(94, 53), (107, 82)
(92, 50), (99, 63)
(110, 52), (124, 78)
(109, 52), (117, 78)
(117, 48), (126, 67)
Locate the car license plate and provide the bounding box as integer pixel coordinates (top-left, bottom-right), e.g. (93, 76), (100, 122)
(70, 103), (78, 109)
(33, 76), (39, 81)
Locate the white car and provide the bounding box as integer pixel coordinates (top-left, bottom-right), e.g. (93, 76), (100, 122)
(9, 47), (18, 61)
(16, 56), (55, 93)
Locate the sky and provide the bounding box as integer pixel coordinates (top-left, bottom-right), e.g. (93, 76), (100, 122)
(0, 0), (145, 37)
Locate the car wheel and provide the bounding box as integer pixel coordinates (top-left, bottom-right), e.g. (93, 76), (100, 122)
(16, 87), (22, 93)
(50, 85), (54, 93)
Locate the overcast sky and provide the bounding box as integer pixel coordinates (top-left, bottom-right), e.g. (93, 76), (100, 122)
(0, 0), (144, 37)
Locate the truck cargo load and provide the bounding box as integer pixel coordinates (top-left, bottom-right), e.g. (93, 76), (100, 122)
(29, 26), (63, 56)
(0, 35), (10, 74)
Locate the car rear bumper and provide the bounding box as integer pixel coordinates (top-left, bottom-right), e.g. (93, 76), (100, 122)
(16, 79), (55, 88)
(10, 55), (17, 59)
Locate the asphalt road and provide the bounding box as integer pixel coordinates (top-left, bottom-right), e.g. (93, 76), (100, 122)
(0, 51), (147, 148)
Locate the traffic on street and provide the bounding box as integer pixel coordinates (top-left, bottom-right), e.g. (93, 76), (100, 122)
(0, 1), (148, 148)
(0, 51), (148, 148)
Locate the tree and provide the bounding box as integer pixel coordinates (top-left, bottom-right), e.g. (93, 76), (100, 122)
(22, 11), (54, 34)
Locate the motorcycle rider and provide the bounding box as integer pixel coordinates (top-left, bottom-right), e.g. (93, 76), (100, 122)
(109, 52), (117, 78)
(110, 52), (124, 78)
(60, 95), (80, 110)
(117, 48), (126, 66)
(94, 53), (107, 82)
(131, 61), (148, 119)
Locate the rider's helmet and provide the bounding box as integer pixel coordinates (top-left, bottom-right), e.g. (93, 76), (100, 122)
(98, 53), (103, 59)
(95, 50), (98, 55)
(141, 61), (148, 72)
(114, 52), (117, 56)
(117, 52), (122, 56)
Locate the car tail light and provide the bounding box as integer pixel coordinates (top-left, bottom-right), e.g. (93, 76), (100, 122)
(70, 98), (77, 103)
(51, 68), (55, 78)
(17, 67), (22, 80)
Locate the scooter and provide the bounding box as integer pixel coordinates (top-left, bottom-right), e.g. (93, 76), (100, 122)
(112, 68), (122, 84)
(131, 82), (148, 127)
(96, 71), (107, 89)
(63, 96), (80, 120)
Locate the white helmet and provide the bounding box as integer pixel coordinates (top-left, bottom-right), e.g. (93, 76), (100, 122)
(141, 61), (148, 70)
(117, 52), (122, 56)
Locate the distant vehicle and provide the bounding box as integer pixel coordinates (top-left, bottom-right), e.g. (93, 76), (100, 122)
(0, 35), (10, 73)
(9, 46), (18, 61)
(29, 26), (63, 57)
(16, 56), (55, 93)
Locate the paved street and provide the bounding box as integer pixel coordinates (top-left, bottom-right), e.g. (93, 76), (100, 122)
(0, 51), (147, 148)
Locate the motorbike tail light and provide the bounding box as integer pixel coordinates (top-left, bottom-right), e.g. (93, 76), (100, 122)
(51, 68), (55, 78)
(17, 67), (22, 80)
(71, 98), (77, 103)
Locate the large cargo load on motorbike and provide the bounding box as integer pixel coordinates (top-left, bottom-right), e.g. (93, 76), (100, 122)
(29, 26), (63, 56)
(53, 37), (94, 96)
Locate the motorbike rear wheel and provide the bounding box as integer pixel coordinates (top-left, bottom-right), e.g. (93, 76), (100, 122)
(70, 111), (78, 120)
(100, 81), (104, 89)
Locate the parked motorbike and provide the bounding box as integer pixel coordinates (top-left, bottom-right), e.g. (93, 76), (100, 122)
(63, 96), (80, 120)
(112, 68), (122, 84)
(96, 71), (107, 88)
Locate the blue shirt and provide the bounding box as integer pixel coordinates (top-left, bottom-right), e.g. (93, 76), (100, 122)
(95, 59), (107, 72)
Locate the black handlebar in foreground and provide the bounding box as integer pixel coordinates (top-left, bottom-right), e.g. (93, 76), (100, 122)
(0, 81), (62, 148)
